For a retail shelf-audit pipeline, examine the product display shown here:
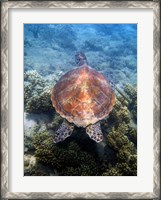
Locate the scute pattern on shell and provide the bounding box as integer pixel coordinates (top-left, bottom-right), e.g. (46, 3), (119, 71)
(51, 65), (115, 127)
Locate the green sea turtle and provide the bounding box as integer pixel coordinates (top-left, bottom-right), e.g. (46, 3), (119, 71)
(51, 52), (115, 143)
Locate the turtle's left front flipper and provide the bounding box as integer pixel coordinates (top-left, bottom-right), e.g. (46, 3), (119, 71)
(53, 120), (74, 143)
(86, 122), (103, 143)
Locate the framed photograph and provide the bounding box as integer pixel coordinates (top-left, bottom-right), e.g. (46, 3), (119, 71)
(1, 1), (160, 199)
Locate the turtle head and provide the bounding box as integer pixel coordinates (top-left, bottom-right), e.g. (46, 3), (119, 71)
(75, 52), (88, 66)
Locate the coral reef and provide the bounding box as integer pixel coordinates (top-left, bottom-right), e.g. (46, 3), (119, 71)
(127, 126), (137, 145)
(24, 70), (55, 113)
(124, 84), (137, 122)
(25, 87), (53, 113)
(24, 154), (56, 176)
(25, 164), (49, 176)
(107, 128), (131, 151)
(107, 99), (131, 127)
(24, 86), (137, 176)
(49, 25), (77, 50)
(103, 128), (137, 176)
(33, 132), (101, 176)
(27, 24), (77, 50)
(24, 123), (40, 152)
(24, 39), (32, 48)
(24, 92), (137, 176)
(24, 113), (54, 153)
(102, 166), (122, 176)
(83, 38), (103, 52)
(102, 96), (137, 176)
(25, 24), (43, 39)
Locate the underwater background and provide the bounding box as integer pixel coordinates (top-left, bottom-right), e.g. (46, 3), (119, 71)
(24, 24), (137, 176)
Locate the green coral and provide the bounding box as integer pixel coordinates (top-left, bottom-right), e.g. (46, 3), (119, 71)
(116, 122), (129, 135)
(116, 95), (129, 107)
(33, 132), (101, 176)
(102, 93), (137, 176)
(115, 154), (137, 175)
(24, 159), (55, 176)
(102, 158), (137, 176)
(26, 165), (49, 176)
(106, 94), (137, 143)
(117, 143), (135, 162)
(126, 126), (137, 145)
(105, 125), (137, 176)
(102, 167), (122, 176)
(102, 143), (137, 176)
(124, 84), (137, 122)
(107, 126), (135, 151)
(108, 99), (131, 127)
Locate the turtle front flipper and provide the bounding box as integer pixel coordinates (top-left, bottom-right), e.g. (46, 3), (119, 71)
(53, 120), (74, 143)
(86, 122), (103, 143)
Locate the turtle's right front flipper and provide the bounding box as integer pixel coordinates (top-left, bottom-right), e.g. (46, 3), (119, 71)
(53, 120), (74, 143)
(86, 122), (103, 143)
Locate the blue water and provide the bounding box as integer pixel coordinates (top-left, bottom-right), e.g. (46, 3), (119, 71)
(24, 24), (137, 88)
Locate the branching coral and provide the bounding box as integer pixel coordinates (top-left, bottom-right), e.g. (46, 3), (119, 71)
(108, 99), (131, 127)
(105, 125), (137, 176)
(124, 84), (137, 122)
(103, 155), (137, 176)
(115, 154), (137, 176)
(102, 167), (122, 176)
(25, 165), (49, 176)
(107, 127), (135, 151)
(126, 126), (137, 145)
(102, 93), (137, 176)
(24, 158), (55, 176)
(33, 132), (101, 176)
(103, 131), (137, 176)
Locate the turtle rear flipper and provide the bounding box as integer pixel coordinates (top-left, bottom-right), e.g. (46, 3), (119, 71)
(86, 122), (103, 143)
(53, 120), (74, 143)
